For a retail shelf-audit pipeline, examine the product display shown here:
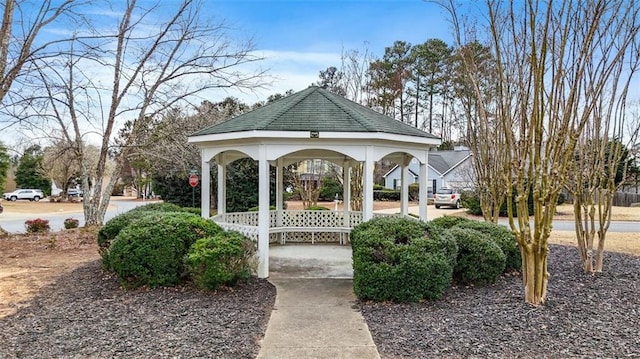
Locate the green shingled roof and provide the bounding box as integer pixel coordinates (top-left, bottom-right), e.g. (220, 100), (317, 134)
(190, 86), (439, 139)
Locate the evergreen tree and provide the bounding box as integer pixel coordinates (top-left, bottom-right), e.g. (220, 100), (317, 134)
(15, 145), (51, 194)
(0, 142), (10, 193)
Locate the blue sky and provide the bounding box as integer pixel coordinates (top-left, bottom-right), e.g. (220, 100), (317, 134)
(210, 0), (454, 103)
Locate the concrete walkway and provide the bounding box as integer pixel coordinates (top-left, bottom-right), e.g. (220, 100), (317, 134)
(257, 245), (380, 359)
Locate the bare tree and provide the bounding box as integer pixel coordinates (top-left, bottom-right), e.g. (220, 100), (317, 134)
(0, 0), (80, 109)
(0, 0), (81, 234)
(42, 137), (100, 198)
(568, 103), (640, 272)
(443, 0), (640, 305)
(15, 0), (266, 225)
(339, 45), (374, 211)
(452, 40), (506, 223)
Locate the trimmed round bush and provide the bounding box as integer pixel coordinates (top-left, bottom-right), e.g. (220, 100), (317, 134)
(97, 202), (191, 259)
(106, 212), (222, 288)
(429, 215), (473, 230)
(128, 202), (185, 213)
(446, 227), (506, 285)
(353, 248), (452, 302)
(454, 220), (521, 272)
(351, 216), (429, 245)
(185, 231), (256, 291)
(351, 217), (455, 302)
(417, 224), (459, 268)
(98, 210), (159, 258)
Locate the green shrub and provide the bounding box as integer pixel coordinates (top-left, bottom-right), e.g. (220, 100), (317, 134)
(25, 218), (50, 233)
(460, 188), (535, 217)
(446, 227), (506, 285)
(351, 217), (454, 302)
(97, 202), (192, 259)
(557, 193), (566, 205)
(351, 216), (428, 246)
(408, 183), (420, 201)
(63, 218), (80, 229)
(373, 184), (385, 190)
(429, 215), (472, 229)
(461, 190), (482, 215)
(181, 207), (202, 215)
(97, 210), (159, 259)
(319, 176), (343, 201)
(248, 205), (277, 211)
(185, 231), (256, 290)
(373, 189), (401, 201)
(304, 205), (330, 210)
(419, 225), (459, 268)
(128, 202), (184, 213)
(454, 220), (521, 272)
(106, 212), (222, 288)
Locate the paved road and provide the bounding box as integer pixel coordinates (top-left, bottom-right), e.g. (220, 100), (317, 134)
(0, 198), (148, 233)
(377, 206), (638, 233)
(495, 218), (638, 233)
(2, 202), (637, 234)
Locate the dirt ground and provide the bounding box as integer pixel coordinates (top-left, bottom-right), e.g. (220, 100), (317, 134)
(0, 200), (637, 320)
(0, 228), (99, 318)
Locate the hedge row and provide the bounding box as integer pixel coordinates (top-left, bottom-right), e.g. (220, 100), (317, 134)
(100, 203), (255, 290)
(352, 216), (521, 302)
(430, 216), (522, 272)
(351, 217), (455, 302)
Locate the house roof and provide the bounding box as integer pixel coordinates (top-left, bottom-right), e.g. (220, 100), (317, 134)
(190, 86), (439, 139)
(429, 150), (471, 175)
(382, 149), (472, 178)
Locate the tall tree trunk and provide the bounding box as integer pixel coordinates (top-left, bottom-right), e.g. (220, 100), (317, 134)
(414, 77), (420, 128)
(521, 243), (549, 304)
(428, 90), (434, 133)
(350, 163), (363, 211)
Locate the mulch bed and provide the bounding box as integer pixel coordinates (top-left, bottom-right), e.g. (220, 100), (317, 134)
(0, 261), (276, 359)
(2, 244), (639, 358)
(359, 244), (640, 358)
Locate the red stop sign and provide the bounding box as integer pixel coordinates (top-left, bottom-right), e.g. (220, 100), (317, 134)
(189, 173), (199, 187)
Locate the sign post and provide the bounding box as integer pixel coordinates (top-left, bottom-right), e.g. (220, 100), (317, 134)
(189, 170), (199, 208)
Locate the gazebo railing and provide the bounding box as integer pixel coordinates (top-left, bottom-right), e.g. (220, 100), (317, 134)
(212, 210), (407, 243)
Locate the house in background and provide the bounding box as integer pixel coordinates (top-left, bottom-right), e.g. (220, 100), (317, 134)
(383, 146), (473, 193)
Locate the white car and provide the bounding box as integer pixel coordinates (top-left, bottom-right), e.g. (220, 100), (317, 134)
(67, 188), (84, 197)
(3, 189), (45, 201)
(434, 188), (462, 209)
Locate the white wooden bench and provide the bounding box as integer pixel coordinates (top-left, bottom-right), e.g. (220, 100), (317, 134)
(269, 226), (351, 245)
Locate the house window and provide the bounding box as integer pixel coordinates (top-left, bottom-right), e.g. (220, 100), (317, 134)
(394, 179), (401, 190)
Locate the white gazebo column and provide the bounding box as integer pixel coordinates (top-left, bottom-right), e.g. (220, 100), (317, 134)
(201, 154), (211, 218)
(363, 146), (375, 221)
(275, 158), (283, 234)
(216, 155), (226, 216)
(419, 156), (428, 221)
(342, 160), (351, 227)
(257, 147), (270, 278)
(400, 159), (409, 216)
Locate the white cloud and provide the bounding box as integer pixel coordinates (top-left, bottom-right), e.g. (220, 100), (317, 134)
(214, 49), (342, 104)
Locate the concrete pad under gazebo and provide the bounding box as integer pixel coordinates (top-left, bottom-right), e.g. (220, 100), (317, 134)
(188, 86), (441, 278)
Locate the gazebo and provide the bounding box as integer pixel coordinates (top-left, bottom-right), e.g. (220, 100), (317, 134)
(188, 86), (441, 278)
